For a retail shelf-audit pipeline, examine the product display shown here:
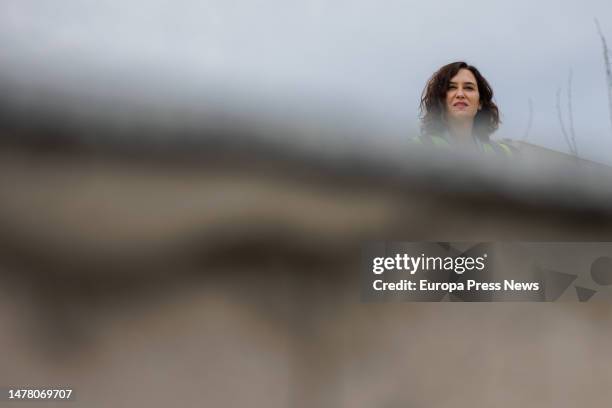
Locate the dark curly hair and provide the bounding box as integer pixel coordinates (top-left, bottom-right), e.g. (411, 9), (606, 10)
(419, 61), (500, 141)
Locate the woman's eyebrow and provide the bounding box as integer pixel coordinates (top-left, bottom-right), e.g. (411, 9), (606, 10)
(448, 81), (476, 85)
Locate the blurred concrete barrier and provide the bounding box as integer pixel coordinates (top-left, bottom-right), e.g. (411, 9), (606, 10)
(2, 87), (612, 407)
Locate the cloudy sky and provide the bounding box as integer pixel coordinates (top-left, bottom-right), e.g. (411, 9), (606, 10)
(2, 0), (612, 163)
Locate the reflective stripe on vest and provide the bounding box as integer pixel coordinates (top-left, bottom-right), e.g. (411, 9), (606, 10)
(482, 143), (495, 154)
(484, 141), (514, 158)
(497, 143), (513, 158)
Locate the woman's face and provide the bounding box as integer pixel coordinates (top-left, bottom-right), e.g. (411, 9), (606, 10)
(445, 68), (481, 122)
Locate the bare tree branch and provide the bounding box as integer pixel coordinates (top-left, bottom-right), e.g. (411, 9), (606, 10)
(595, 18), (612, 137)
(556, 87), (577, 156)
(567, 69), (578, 155)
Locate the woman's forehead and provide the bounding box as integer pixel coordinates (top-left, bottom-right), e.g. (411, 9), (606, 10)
(450, 68), (477, 84)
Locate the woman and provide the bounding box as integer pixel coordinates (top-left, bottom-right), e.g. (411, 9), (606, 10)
(416, 61), (515, 157)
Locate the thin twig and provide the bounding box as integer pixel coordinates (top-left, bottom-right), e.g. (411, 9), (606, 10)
(567, 69), (578, 155)
(556, 87), (576, 156)
(595, 18), (612, 137)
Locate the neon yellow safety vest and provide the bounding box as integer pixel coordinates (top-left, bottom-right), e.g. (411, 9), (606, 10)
(411, 134), (517, 159)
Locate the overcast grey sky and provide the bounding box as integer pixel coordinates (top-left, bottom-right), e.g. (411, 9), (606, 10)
(2, 0), (612, 163)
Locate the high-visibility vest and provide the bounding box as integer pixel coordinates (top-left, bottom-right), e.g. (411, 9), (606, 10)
(411, 134), (517, 159)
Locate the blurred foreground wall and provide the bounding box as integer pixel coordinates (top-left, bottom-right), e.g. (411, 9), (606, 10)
(2, 103), (612, 408)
